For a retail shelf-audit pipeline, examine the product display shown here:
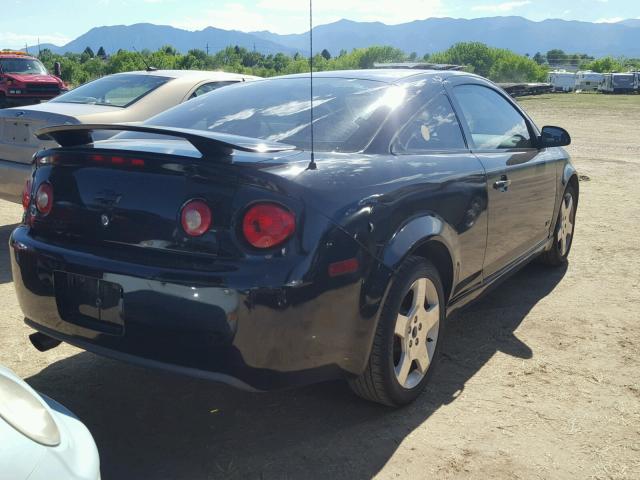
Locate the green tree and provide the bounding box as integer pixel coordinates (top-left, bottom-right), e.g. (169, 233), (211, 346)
(96, 46), (107, 59)
(83, 47), (95, 58)
(321, 49), (332, 60)
(532, 52), (546, 65)
(583, 56), (625, 73)
(546, 49), (567, 67)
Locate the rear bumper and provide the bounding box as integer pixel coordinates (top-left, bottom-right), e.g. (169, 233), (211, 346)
(10, 226), (383, 390)
(0, 159), (31, 203)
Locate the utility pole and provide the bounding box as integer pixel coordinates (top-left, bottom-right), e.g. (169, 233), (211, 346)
(25, 42), (29, 54)
(206, 43), (209, 55)
(38, 37), (41, 56)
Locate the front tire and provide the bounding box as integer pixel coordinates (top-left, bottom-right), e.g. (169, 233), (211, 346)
(540, 184), (577, 266)
(349, 256), (445, 406)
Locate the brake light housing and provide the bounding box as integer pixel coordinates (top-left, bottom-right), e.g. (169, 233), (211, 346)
(180, 200), (212, 237)
(242, 203), (296, 249)
(35, 182), (53, 216)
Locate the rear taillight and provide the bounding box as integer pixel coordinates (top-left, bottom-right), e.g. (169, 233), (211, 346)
(180, 200), (212, 237)
(242, 203), (295, 249)
(35, 182), (53, 215)
(22, 178), (32, 211)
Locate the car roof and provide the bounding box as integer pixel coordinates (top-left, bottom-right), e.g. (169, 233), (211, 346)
(110, 70), (260, 81)
(277, 69), (475, 84)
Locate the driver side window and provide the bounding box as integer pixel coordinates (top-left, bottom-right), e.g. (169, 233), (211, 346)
(453, 84), (533, 150)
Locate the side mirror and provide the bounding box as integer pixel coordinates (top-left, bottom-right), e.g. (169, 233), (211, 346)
(539, 126), (571, 148)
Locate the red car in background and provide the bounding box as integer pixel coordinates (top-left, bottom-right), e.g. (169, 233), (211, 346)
(0, 51), (66, 108)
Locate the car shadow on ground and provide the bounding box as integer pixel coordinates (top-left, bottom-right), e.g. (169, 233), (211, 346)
(0, 223), (18, 284)
(26, 262), (567, 480)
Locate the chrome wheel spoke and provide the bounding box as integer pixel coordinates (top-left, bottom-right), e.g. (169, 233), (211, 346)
(413, 278), (427, 309)
(394, 313), (410, 338)
(421, 304), (440, 334)
(565, 195), (574, 218)
(414, 344), (430, 374)
(395, 352), (412, 386)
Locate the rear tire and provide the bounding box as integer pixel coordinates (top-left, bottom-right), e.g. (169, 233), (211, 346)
(540, 184), (577, 266)
(349, 256), (445, 406)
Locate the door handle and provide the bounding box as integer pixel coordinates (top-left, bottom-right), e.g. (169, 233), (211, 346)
(493, 176), (512, 192)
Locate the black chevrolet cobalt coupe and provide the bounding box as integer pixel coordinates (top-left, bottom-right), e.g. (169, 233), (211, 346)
(11, 69), (577, 406)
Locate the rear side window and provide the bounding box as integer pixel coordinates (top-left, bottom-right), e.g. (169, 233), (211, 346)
(453, 84), (533, 149)
(51, 74), (170, 108)
(393, 93), (466, 153)
(190, 81), (238, 99)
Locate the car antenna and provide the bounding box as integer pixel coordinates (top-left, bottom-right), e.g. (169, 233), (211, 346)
(132, 46), (157, 72)
(307, 0), (317, 170)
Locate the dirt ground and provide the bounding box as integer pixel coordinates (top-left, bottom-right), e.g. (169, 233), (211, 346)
(0, 93), (639, 480)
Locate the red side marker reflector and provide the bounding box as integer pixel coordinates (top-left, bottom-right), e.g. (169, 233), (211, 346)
(328, 258), (359, 277)
(111, 156), (125, 165)
(131, 158), (145, 167)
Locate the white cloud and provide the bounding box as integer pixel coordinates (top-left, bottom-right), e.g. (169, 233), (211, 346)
(0, 32), (72, 49)
(472, 1), (531, 13)
(176, 0), (444, 34)
(595, 17), (624, 23)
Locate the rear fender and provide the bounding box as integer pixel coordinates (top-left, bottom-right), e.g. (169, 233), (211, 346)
(352, 214), (458, 374)
(381, 215), (458, 277)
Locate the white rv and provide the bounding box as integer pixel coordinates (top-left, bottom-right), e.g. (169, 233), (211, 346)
(548, 71), (576, 92)
(575, 71), (604, 92)
(599, 73), (636, 94)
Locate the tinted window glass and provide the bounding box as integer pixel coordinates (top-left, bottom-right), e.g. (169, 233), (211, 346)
(51, 74), (170, 107)
(190, 81), (238, 99)
(453, 85), (532, 149)
(393, 93), (465, 153)
(144, 78), (405, 152)
(0, 58), (48, 75)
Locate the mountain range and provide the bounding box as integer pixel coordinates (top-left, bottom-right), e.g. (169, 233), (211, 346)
(26, 16), (640, 58)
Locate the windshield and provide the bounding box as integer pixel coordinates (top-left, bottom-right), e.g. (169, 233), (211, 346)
(142, 78), (404, 152)
(51, 74), (170, 107)
(0, 58), (48, 75)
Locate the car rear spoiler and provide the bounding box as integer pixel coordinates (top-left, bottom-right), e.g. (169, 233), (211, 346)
(35, 124), (296, 157)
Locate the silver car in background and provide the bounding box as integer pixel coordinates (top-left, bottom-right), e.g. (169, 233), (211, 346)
(0, 69), (259, 202)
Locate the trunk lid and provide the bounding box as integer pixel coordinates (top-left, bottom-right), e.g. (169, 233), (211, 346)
(29, 139), (302, 263)
(0, 104), (125, 164)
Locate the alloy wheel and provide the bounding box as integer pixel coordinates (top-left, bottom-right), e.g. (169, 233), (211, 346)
(393, 277), (440, 389)
(558, 192), (575, 256)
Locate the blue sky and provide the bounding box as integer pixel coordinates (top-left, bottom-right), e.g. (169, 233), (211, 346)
(1, 0), (639, 48)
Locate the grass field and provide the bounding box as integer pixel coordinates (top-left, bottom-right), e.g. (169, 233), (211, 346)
(0, 93), (639, 480)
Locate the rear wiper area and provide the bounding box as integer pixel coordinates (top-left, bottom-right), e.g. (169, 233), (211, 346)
(36, 124), (298, 158)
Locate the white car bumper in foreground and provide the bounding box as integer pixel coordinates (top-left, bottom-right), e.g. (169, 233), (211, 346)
(0, 366), (100, 480)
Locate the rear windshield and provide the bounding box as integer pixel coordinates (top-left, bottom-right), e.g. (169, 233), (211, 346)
(51, 74), (170, 107)
(142, 78), (404, 152)
(0, 58), (48, 75)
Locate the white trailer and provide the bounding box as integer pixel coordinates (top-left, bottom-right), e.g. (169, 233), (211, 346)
(575, 71), (604, 92)
(547, 71), (576, 92)
(599, 73), (636, 94)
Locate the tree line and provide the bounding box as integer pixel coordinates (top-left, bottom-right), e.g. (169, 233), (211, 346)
(35, 42), (640, 87)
